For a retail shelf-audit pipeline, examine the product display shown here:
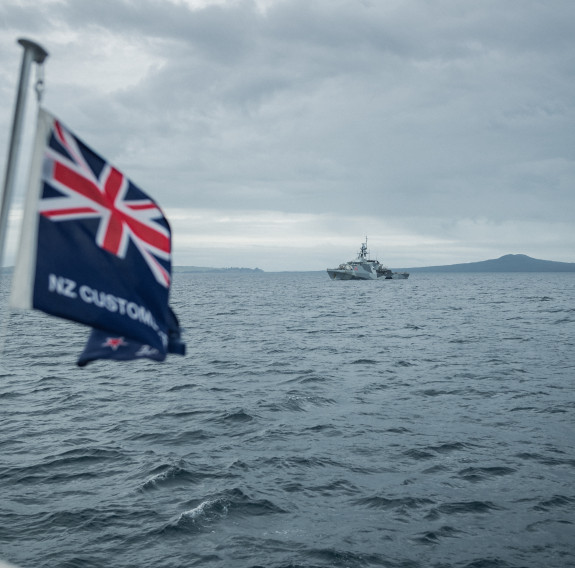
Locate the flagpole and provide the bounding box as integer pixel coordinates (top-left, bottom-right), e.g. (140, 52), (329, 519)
(0, 38), (48, 275)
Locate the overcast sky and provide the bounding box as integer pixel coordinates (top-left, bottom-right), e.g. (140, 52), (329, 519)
(1, 0), (574, 271)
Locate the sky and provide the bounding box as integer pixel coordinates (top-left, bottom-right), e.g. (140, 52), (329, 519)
(1, 0), (574, 271)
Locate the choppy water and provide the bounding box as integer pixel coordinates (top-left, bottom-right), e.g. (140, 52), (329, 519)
(1, 271), (574, 568)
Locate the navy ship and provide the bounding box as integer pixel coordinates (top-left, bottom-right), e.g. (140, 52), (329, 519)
(326, 238), (409, 280)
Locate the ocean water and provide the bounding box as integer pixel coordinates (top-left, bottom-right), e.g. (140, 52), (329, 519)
(1, 271), (574, 568)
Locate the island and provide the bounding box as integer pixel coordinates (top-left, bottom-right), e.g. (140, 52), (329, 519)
(173, 266), (264, 274)
(396, 254), (575, 273)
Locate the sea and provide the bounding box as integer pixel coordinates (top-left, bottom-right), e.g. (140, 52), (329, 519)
(0, 271), (574, 568)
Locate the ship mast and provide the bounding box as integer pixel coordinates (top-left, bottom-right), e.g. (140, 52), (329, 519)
(359, 236), (368, 260)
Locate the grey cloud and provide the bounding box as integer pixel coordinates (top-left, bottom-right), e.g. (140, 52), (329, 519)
(1, 0), (574, 267)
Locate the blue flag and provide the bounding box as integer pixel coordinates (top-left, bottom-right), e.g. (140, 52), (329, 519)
(11, 108), (185, 362)
(77, 308), (186, 366)
(77, 307), (185, 366)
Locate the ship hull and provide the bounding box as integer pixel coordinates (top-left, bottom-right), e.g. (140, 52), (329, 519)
(327, 269), (376, 280)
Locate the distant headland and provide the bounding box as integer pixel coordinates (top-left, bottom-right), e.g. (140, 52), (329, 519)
(397, 254), (575, 273)
(174, 266), (264, 273)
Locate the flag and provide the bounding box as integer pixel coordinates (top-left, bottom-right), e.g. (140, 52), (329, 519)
(11, 108), (184, 362)
(77, 308), (185, 366)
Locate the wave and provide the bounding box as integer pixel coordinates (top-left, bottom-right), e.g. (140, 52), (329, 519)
(456, 466), (517, 482)
(140, 463), (200, 490)
(426, 500), (503, 519)
(353, 495), (435, 511)
(413, 524), (465, 544)
(161, 488), (287, 534)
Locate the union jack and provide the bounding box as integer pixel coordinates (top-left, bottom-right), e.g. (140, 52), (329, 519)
(39, 119), (171, 287)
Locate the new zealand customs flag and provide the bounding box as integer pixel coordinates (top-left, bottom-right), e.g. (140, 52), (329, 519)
(11, 108), (185, 364)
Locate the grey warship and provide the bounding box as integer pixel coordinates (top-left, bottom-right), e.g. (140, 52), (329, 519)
(327, 239), (409, 280)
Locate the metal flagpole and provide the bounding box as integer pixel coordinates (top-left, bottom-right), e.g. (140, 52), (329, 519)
(0, 38), (48, 277)
(0, 39), (48, 362)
